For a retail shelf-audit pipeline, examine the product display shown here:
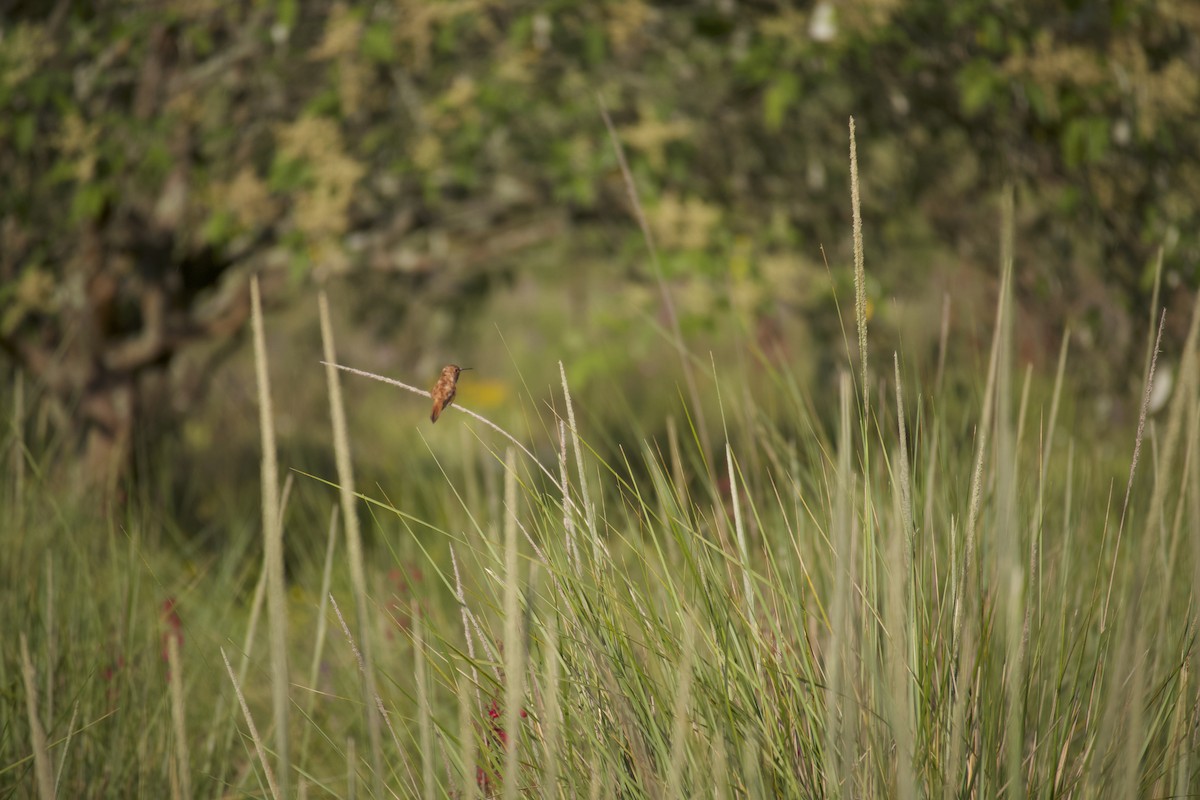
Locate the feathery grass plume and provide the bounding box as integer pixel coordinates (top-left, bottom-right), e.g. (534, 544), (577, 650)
(166, 635), (191, 800)
(20, 633), (54, 800)
(557, 419), (579, 572)
(849, 117), (868, 408)
(318, 292), (385, 794)
(502, 447), (524, 800)
(250, 275), (289, 792)
(847, 122), (882, 728)
(220, 647), (281, 800)
(597, 94), (711, 463)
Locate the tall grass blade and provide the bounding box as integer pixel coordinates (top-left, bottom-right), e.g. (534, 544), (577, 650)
(318, 291), (385, 795)
(502, 447), (524, 800)
(300, 507), (339, 764)
(250, 275), (290, 792)
(541, 610), (561, 800)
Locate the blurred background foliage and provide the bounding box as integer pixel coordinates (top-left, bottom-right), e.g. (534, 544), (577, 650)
(1, 0), (1197, 507)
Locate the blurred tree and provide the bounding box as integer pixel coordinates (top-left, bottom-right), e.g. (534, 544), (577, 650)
(1, 0), (1197, 490)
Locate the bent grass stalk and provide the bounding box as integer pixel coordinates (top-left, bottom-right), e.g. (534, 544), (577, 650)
(220, 647), (281, 800)
(322, 361), (564, 495)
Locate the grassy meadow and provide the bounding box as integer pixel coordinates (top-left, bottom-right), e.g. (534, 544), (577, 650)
(4, 163), (1200, 799)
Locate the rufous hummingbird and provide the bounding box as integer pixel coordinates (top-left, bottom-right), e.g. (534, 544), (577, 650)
(430, 364), (471, 423)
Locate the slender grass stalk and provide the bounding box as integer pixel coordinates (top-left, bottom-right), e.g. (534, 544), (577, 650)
(457, 667), (478, 799)
(893, 353), (913, 553)
(318, 291), (385, 795)
(502, 447), (524, 800)
(1102, 309), (1165, 631)
(204, 542), (269, 785)
(1169, 659), (1191, 798)
(53, 701), (78, 791)
(20, 633), (54, 800)
(415, 606), (435, 800)
(166, 634), (191, 800)
(250, 276), (290, 793)
(42, 559), (54, 724)
(300, 507), (339, 764)
(725, 444), (758, 670)
(220, 647), (281, 800)
(451, 545), (483, 711)
(824, 370), (856, 795)
(541, 610), (561, 800)
(883, 488), (916, 800)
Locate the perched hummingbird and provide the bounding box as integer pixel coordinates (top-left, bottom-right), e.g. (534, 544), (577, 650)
(430, 365), (471, 423)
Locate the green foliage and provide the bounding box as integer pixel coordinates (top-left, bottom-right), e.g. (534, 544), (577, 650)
(2, 0), (1198, 483)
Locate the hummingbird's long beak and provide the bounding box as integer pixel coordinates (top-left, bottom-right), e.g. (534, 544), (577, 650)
(459, 367), (474, 371)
